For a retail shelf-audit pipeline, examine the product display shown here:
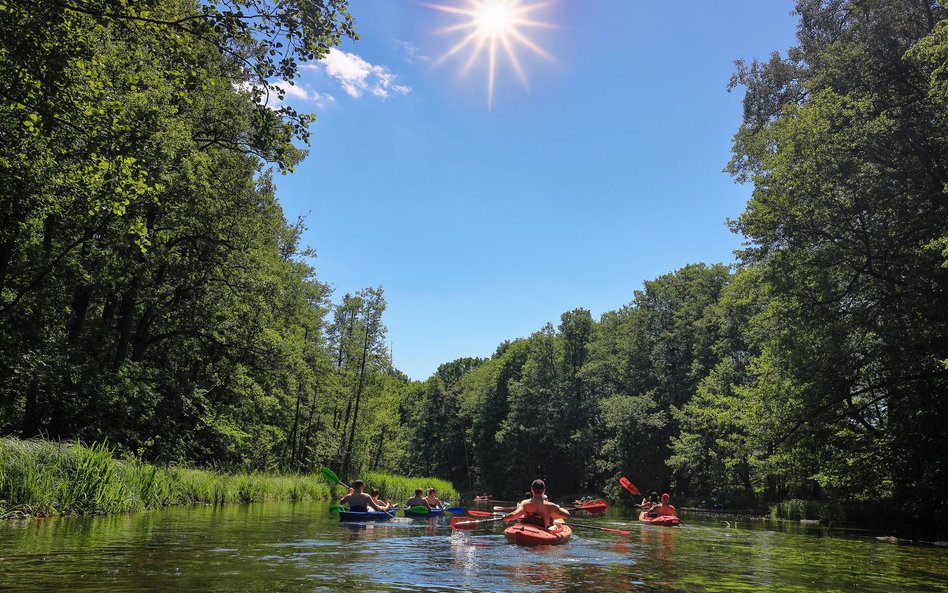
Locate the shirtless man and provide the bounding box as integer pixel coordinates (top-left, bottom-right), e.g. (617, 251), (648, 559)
(405, 488), (430, 510)
(503, 479), (571, 528)
(424, 488), (443, 509)
(655, 493), (677, 516)
(339, 480), (381, 512)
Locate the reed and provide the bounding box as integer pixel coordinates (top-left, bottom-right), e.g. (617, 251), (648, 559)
(0, 438), (332, 517)
(0, 438), (459, 518)
(362, 471), (458, 504)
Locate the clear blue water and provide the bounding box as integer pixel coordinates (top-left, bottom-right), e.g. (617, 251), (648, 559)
(0, 502), (945, 592)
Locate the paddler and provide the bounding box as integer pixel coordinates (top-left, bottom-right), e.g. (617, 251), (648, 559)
(339, 480), (381, 513)
(370, 488), (392, 511)
(424, 488), (444, 509)
(655, 492), (677, 516)
(641, 491), (660, 516)
(405, 488), (431, 510)
(503, 479), (571, 528)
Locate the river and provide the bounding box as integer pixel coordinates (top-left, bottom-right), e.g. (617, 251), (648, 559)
(0, 502), (945, 592)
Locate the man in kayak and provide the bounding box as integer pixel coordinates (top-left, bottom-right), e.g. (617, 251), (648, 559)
(655, 493), (677, 516)
(405, 488), (430, 510)
(424, 488), (444, 509)
(340, 480), (382, 513)
(503, 479), (571, 528)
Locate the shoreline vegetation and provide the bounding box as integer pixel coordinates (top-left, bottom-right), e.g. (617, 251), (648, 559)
(0, 0), (944, 536)
(0, 438), (457, 519)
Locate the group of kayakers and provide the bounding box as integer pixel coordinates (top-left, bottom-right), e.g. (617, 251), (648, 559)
(640, 491), (677, 517)
(339, 480), (444, 512)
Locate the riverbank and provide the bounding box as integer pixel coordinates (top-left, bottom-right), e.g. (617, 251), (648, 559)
(0, 438), (457, 518)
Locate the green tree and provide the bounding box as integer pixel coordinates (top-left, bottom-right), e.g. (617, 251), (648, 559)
(728, 0), (948, 513)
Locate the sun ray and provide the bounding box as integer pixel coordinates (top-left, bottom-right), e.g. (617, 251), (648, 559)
(488, 36), (498, 111)
(426, 0), (556, 110)
(501, 34), (528, 90)
(508, 27), (553, 62)
(463, 35), (489, 74)
(431, 30), (482, 68)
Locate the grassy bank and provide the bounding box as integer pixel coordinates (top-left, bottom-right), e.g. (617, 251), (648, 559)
(0, 438), (455, 518)
(362, 472), (457, 504)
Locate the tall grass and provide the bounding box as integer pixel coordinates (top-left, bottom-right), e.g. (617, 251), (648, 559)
(0, 438), (331, 518)
(362, 471), (458, 503)
(0, 438), (460, 518)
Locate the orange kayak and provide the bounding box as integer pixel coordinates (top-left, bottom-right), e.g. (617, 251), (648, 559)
(639, 511), (681, 526)
(504, 521), (572, 546)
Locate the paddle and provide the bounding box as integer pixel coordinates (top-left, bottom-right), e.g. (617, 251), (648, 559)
(446, 506), (465, 515)
(619, 476), (641, 497)
(320, 467), (350, 490)
(493, 499), (607, 513)
(450, 515), (512, 530)
(329, 503), (345, 513)
(564, 521), (631, 536)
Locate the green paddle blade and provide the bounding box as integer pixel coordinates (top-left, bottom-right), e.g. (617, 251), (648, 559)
(320, 467), (341, 485)
(408, 505), (430, 514)
(329, 504), (344, 513)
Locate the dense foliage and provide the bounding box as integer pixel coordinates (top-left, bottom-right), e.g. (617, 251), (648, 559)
(400, 0), (948, 526)
(0, 0), (945, 530)
(0, 0), (411, 479)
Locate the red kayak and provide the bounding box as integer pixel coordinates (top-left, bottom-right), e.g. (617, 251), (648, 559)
(504, 521), (572, 546)
(572, 499), (607, 514)
(639, 511), (681, 526)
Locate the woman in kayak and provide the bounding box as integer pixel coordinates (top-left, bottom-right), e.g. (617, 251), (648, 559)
(503, 479), (571, 528)
(424, 488), (444, 509)
(370, 488), (392, 511)
(405, 488), (430, 510)
(641, 491), (660, 515)
(340, 480), (382, 513)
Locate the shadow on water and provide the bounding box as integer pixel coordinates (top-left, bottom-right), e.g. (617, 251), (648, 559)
(0, 502), (946, 592)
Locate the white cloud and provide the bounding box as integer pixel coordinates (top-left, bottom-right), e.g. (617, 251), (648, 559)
(314, 48), (412, 99)
(396, 39), (430, 64)
(236, 80), (336, 111)
(274, 81), (310, 102)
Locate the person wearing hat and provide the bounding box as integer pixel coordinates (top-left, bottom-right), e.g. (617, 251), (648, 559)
(655, 492), (677, 516)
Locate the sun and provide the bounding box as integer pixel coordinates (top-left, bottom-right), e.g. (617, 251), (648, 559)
(425, 0), (556, 110)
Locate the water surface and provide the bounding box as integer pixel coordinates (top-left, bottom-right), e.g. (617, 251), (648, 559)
(0, 502), (945, 592)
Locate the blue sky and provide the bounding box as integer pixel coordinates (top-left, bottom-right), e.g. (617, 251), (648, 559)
(273, 0), (800, 380)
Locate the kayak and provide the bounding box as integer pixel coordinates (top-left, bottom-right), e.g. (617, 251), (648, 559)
(504, 520), (572, 546)
(339, 508), (397, 522)
(639, 511), (681, 526)
(573, 499), (608, 514)
(403, 506), (445, 518)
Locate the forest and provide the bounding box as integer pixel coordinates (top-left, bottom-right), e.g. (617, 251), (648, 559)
(0, 0), (945, 527)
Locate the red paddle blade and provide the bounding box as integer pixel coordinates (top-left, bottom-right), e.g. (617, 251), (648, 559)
(619, 477), (641, 496)
(603, 527), (631, 536)
(466, 510), (496, 517)
(450, 517), (481, 530)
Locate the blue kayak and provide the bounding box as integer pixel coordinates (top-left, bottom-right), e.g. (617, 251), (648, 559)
(338, 508), (397, 522)
(402, 506), (445, 518)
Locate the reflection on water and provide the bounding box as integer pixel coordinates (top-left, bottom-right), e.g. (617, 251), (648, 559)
(0, 503), (945, 593)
